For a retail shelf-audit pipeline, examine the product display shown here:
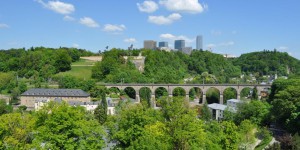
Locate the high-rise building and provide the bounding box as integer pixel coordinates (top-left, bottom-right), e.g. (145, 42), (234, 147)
(144, 40), (157, 50)
(196, 35), (203, 50)
(158, 41), (168, 48)
(174, 40), (185, 50)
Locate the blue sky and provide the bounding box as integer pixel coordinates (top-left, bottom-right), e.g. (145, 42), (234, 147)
(0, 0), (299, 59)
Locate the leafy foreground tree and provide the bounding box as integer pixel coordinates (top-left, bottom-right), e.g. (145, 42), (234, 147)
(0, 113), (35, 149)
(32, 101), (106, 149)
(107, 97), (216, 149)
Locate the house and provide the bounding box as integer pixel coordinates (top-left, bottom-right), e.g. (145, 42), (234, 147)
(207, 103), (227, 120)
(227, 99), (242, 110)
(208, 99), (243, 120)
(21, 88), (91, 110)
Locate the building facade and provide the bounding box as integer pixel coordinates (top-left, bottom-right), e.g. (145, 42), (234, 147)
(174, 40), (185, 50)
(196, 35), (203, 50)
(144, 40), (157, 50)
(158, 41), (168, 48)
(21, 88), (91, 109)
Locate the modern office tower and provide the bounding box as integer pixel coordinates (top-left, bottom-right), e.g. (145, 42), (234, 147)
(144, 40), (157, 50)
(158, 41), (168, 48)
(196, 35), (203, 50)
(174, 40), (185, 50)
(181, 47), (193, 55)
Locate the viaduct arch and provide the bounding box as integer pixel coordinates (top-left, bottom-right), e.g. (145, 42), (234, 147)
(104, 84), (271, 106)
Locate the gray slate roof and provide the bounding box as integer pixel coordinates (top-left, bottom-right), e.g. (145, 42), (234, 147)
(21, 88), (90, 97)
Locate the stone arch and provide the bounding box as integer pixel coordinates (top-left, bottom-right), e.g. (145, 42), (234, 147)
(154, 87), (168, 107)
(155, 87), (168, 99)
(139, 87), (152, 107)
(223, 87), (238, 104)
(108, 87), (121, 98)
(172, 87), (186, 97)
(206, 87), (220, 104)
(240, 87), (253, 99)
(123, 87), (136, 100)
(188, 87), (203, 103)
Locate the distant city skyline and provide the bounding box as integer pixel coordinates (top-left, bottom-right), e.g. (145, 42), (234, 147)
(0, 0), (299, 59)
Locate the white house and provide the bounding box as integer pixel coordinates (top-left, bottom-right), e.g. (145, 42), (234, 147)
(208, 99), (243, 120)
(207, 103), (227, 120)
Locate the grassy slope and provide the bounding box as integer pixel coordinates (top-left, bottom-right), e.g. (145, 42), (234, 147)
(56, 58), (95, 79)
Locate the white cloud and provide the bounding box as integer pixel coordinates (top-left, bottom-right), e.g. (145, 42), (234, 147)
(0, 23), (9, 28)
(35, 0), (75, 15)
(103, 24), (126, 32)
(160, 33), (194, 43)
(278, 46), (288, 51)
(137, 1), (159, 13)
(72, 43), (79, 48)
(63, 15), (75, 21)
(159, 0), (205, 14)
(220, 41), (234, 46)
(79, 17), (99, 28)
(148, 13), (181, 25)
(124, 38), (137, 43)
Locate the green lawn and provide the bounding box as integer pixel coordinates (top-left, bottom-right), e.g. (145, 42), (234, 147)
(71, 58), (96, 66)
(57, 66), (93, 80)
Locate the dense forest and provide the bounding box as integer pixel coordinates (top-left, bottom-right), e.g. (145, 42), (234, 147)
(92, 49), (300, 84)
(233, 50), (300, 76)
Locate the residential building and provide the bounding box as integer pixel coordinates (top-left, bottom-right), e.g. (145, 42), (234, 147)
(34, 97), (116, 115)
(208, 99), (243, 120)
(144, 40), (157, 50)
(174, 40), (185, 50)
(21, 88), (91, 109)
(196, 35), (203, 50)
(207, 103), (227, 120)
(226, 99), (242, 110)
(158, 41), (168, 48)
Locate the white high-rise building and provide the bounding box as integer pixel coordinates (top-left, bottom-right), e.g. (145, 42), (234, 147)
(196, 35), (203, 50)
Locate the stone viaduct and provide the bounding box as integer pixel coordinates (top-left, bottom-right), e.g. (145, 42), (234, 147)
(104, 84), (271, 105)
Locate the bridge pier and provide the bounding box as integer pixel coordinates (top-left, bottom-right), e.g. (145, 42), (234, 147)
(168, 94), (173, 98)
(151, 94), (156, 108)
(202, 94), (206, 104)
(237, 94), (241, 100)
(135, 94), (140, 103)
(185, 94), (189, 101)
(220, 94), (224, 104)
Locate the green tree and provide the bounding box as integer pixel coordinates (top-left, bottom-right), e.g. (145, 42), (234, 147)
(220, 121), (240, 150)
(235, 100), (271, 126)
(54, 50), (72, 72)
(0, 113), (35, 149)
(200, 102), (212, 121)
(94, 92), (108, 124)
(0, 99), (12, 115)
(33, 101), (105, 149)
(252, 86), (258, 100)
(239, 120), (256, 149)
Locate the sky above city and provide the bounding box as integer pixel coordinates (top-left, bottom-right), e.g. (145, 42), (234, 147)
(0, 0), (299, 59)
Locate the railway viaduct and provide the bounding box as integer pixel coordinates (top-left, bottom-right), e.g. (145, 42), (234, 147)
(104, 84), (271, 105)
